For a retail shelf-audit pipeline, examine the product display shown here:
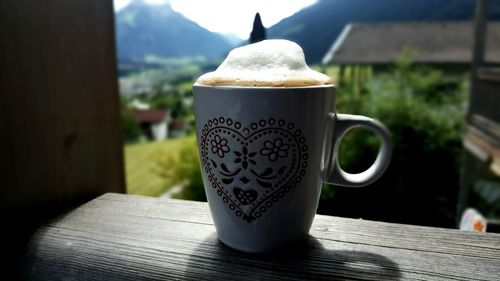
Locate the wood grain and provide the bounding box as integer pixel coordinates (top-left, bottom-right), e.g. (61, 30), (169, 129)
(24, 194), (500, 280)
(0, 0), (124, 222)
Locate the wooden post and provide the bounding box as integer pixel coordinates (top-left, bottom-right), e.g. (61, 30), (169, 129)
(0, 0), (125, 246)
(457, 0), (490, 224)
(467, 0), (489, 122)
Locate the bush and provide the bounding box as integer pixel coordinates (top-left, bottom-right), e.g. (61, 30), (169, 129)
(122, 109), (142, 143)
(319, 56), (468, 228)
(156, 137), (206, 201)
(149, 91), (191, 118)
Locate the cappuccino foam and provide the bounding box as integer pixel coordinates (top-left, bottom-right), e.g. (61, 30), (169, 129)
(195, 39), (331, 87)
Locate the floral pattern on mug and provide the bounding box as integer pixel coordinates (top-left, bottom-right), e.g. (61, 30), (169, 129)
(234, 146), (257, 169)
(260, 138), (290, 161)
(211, 135), (230, 157)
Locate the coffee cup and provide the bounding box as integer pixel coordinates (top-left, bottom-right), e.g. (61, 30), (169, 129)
(193, 40), (392, 253)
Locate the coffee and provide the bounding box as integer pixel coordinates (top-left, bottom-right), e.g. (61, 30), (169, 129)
(195, 39), (331, 87)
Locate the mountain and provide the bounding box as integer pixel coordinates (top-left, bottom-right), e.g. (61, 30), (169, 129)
(220, 33), (244, 46)
(115, 1), (232, 62)
(269, 0), (500, 63)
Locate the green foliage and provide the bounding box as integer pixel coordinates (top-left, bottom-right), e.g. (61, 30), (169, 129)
(156, 137), (206, 201)
(332, 55), (466, 177)
(148, 91), (192, 119)
(321, 55), (468, 227)
(122, 109), (142, 143)
(126, 136), (194, 196)
(364, 51), (467, 153)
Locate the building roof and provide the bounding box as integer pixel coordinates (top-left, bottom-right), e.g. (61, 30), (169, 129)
(131, 109), (170, 124)
(322, 21), (500, 65)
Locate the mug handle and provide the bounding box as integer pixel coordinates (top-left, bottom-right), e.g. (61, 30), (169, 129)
(320, 113), (392, 187)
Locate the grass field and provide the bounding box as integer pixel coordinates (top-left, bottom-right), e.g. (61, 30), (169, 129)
(124, 135), (194, 196)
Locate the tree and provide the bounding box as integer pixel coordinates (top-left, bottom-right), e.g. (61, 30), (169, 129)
(155, 137), (206, 201)
(320, 54), (468, 228)
(249, 13), (266, 44)
(122, 109), (142, 143)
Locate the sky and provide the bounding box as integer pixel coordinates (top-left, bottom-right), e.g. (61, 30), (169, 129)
(113, 0), (317, 39)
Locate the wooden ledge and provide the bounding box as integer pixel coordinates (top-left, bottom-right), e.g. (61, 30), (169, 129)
(23, 193), (500, 280)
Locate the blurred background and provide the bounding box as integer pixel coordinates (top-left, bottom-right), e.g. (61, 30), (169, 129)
(1, 0), (499, 235)
(116, 0), (500, 230)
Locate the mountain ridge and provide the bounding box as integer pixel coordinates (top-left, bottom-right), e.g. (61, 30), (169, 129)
(115, 2), (232, 63)
(268, 0), (500, 63)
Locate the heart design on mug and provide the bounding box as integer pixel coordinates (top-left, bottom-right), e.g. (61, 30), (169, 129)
(200, 117), (308, 223)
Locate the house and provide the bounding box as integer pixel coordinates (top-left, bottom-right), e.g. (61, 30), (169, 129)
(322, 22), (500, 73)
(131, 109), (172, 141)
(169, 119), (189, 138)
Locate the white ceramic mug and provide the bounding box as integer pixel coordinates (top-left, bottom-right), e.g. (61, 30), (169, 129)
(194, 85), (391, 253)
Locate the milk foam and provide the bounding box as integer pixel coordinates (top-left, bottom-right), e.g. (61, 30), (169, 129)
(195, 39), (331, 87)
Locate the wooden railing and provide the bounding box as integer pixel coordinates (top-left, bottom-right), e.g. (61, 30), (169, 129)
(23, 193), (500, 280)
